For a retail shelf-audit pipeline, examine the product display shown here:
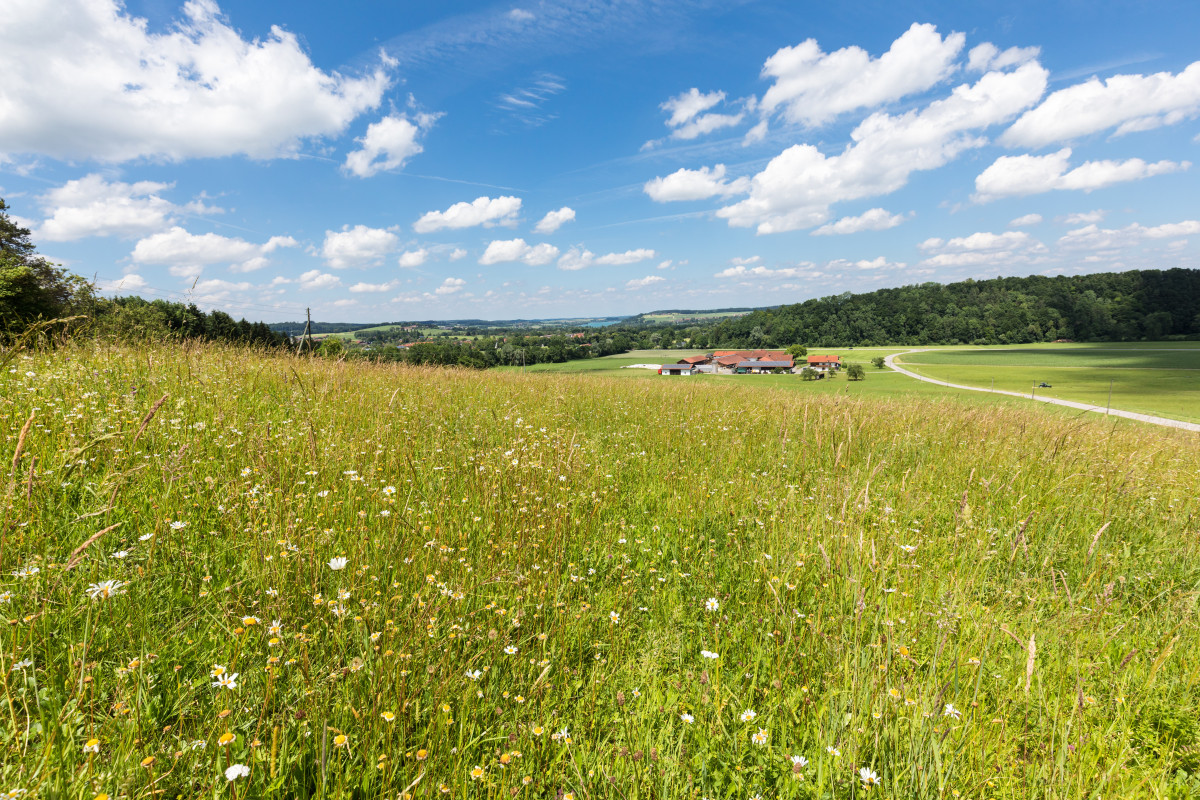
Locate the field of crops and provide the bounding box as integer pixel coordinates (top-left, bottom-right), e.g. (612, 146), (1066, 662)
(3, 342), (1200, 799)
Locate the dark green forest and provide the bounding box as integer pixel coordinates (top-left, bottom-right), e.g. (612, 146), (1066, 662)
(633, 270), (1200, 349)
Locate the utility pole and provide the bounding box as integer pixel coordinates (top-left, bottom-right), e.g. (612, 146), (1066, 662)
(990, 377), (994, 392)
(1106, 379), (1113, 415)
(298, 307), (313, 354)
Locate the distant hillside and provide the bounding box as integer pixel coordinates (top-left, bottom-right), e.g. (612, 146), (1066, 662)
(615, 269), (1200, 348)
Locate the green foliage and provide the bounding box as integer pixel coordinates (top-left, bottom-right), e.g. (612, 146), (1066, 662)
(871, 356), (886, 369)
(799, 366), (816, 380)
(787, 344), (808, 358)
(846, 363), (865, 380)
(0, 199), (93, 336)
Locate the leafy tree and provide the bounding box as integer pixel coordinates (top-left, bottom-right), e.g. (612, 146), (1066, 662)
(788, 344), (808, 358)
(0, 198), (92, 335)
(847, 363), (865, 381)
(871, 356), (886, 369)
(800, 367), (817, 381)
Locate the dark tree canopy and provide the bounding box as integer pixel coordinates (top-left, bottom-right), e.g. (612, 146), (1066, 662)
(1, 198), (93, 334)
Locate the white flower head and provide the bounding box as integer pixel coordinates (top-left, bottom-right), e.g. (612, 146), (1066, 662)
(225, 763), (251, 781)
(705, 597), (719, 612)
(859, 767), (880, 787)
(328, 557), (348, 571)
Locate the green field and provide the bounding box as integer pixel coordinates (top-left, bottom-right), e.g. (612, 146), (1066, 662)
(5, 342), (1200, 799)
(899, 345), (1200, 423)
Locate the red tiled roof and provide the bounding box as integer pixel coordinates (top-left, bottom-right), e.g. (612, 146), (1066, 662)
(807, 355), (841, 363)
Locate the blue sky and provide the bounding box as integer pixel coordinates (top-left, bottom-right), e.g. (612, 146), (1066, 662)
(2, 0), (1198, 323)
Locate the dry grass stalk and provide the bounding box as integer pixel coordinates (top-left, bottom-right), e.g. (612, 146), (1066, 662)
(1024, 633), (1036, 694)
(11, 409), (35, 477)
(1010, 511), (1034, 562)
(131, 394), (169, 445)
(66, 523), (123, 570)
(1086, 522), (1111, 561)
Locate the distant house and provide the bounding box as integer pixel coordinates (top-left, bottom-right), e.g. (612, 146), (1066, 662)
(807, 355), (841, 372)
(677, 355), (710, 366)
(658, 363), (696, 376)
(713, 350), (795, 374)
(736, 359), (792, 374)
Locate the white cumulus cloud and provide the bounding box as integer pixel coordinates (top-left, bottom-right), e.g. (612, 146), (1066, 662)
(478, 238), (559, 266)
(1008, 213), (1043, 227)
(397, 248), (428, 268)
(811, 208), (907, 236)
(36, 174), (177, 241)
(414, 195), (522, 233)
(918, 229), (1047, 268)
(625, 275), (665, 290)
(130, 226), (296, 273)
(299, 270), (341, 290)
(758, 23), (965, 127)
(321, 225), (399, 268)
(717, 62), (1048, 234)
(1058, 220), (1200, 250)
(533, 207), (575, 234)
(0, 0), (390, 162)
(644, 164), (750, 202)
(967, 42), (1040, 73)
(657, 88), (744, 142)
(349, 280), (399, 293)
(435, 277), (466, 295)
(973, 147), (1189, 201)
(344, 112), (439, 178)
(1001, 62), (1200, 147)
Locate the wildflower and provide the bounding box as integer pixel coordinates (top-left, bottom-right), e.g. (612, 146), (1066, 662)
(790, 754), (809, 770)
(86, 580), (126, 600)
(210, 664), (228, 678)
(268, 620), (282, 635)
(170, 521), (187, 530)
(531, 725), (544, 736)
(328, 557), (348, 571)
(416, 748), (428, 760)
(381, 712), (396, 722)
(859, 767), (880, 788)
(470, 765), (485, 780)
(111, 550), (130, 559)
(242, 616), (260, 627)
(705, 597), (719, 612)
(0, 592), (10, 604)
(740, 709), (757, 722)
(826, 746), (841, 757)
(899, 544), (917, 554)
(83, 738), (100, 753)
(10, 659), (33, 672)
(333, 734), (348, 747)
(12, 566), (39, 579)
(218, 732), (236, 746)
(943, 703), (962, 720)
(609, 611), (620, 624)
(225, 764), (250, 781)
(680, 713), (694, 723)
(138, 533), (153, 541)
(888, 687), (901, 700)
(751, 728), (769, 745)
(504, 645), (518, 655)
(140, 756), (156, 768)
(700, 650), (719, 659)
(465, 669), (482, 681)
(212, 673), (239, 690)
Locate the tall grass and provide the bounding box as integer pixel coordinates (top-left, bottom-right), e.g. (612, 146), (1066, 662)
(2, 341), (1199, 799)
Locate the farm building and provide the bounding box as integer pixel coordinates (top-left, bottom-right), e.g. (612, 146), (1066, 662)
(807, 355), (841, 372)
(658, 363), (696, 376)
(712, 350), (795, 374)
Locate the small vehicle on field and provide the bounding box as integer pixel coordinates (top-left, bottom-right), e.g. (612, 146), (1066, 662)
(1037, 382), (1052, 388)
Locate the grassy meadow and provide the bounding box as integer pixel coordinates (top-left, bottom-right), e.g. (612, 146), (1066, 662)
(4, 342), (1200, 799)
(897, 346), (1200, 424)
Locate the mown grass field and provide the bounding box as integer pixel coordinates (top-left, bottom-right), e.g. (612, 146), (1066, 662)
(898, 346), (1200, 424)
(3, 342), (1200, 799)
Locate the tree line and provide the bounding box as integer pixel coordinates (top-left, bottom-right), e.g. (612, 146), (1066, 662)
(614, 270), (1200, 349)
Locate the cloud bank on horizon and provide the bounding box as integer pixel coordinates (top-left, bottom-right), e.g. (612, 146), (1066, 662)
(1, 0), (1197, 321)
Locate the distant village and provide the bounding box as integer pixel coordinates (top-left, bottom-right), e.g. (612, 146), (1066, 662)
(655, 350), (842, 376)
